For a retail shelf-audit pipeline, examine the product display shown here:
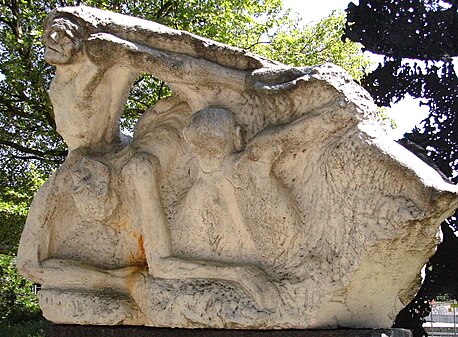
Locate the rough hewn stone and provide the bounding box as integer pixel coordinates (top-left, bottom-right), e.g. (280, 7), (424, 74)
(17, 6), (458, 329)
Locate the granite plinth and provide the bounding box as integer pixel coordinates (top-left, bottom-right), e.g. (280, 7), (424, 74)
(46, 326), (412, 337)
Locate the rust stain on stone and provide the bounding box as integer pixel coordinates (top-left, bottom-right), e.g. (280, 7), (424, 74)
(137, 234), (147, 265)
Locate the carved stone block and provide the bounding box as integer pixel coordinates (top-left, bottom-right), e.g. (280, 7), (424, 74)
(17, 6), (458, 329)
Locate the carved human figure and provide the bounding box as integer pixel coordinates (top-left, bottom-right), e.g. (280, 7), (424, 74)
(42, 16), (139, 151)
(121, 106), (327, 314)
(17, 14), (166, 299)
(17, 150), (148, 325)
(177, 107), (306, 281)
(18, 15), (151, 290)
(17, 6), (458, 329)
(174, 108), (256, 262)
(121, 150), (280, 311)
(17, 150), (144, 288)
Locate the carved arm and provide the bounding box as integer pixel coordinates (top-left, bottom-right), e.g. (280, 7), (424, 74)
(83, 33), (248, 91)
(16, 172), (137, 292)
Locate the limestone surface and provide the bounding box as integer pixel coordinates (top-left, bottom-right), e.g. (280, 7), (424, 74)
(17, 6), (458, 329)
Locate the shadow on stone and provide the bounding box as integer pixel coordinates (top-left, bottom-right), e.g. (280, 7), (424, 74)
(46, 325), (413, 337)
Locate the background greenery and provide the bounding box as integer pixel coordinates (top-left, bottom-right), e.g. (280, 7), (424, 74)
(0, 254), (47, 337)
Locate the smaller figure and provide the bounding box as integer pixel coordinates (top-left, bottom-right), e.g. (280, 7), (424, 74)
(179, 107), (306, 281)
(173, 107), (257, 263)
(122, 121), (280, 310)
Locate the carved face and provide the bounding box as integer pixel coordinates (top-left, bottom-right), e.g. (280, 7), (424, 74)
(43, 18), (84, 65)
(183, 108), (239, 160)
(71, 158), (118, 222)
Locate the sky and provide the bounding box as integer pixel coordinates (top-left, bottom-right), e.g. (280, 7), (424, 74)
(283, 0), (431, 139)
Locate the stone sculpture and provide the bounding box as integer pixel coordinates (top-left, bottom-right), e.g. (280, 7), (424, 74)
(17, 6), (458, 329)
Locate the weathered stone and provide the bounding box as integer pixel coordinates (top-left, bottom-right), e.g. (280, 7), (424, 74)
(17, 6), (458, 330)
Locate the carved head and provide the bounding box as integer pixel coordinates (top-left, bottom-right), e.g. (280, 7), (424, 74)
(183, 108), (243, 163)
(71, 158), (118, 222)
(43, 17), (85, 65)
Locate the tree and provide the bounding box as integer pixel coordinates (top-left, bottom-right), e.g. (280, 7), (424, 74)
(0, 168), (44, 254)
(344, 1), (457, 336)
(0, 253), (41, 322)
(253, 10), (371, 80)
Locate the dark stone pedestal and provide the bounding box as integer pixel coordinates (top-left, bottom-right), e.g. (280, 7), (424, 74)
(46, 325), (412, 337)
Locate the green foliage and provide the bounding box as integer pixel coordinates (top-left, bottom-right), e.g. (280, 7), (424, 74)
(0, 168), (45, 254)
(376, 106), (398, 130)
(254, 11), (371, 80)
(0, 319), (48, 337)
(435, 294), (455, 302)
(146, 0), (285, 47)
(0, 254), (41, 322)
(0, 0), (67, 177)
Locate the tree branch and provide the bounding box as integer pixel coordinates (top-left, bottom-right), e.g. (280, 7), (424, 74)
(155, 0), (177, 19)
(0, 139), (66, 159)
(0, 86), (29, 102)
(9, 153), (64, 164)
(245, 41), (271, 50)
(157, 81), (165, 100)
(0, 16), (16, 32)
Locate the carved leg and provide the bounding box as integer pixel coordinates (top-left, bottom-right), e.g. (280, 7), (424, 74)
(38, 288), (146, 326)
(129, 272), (271, 328)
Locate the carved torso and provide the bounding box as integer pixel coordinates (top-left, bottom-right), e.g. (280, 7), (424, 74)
(172, 170), (257, 263)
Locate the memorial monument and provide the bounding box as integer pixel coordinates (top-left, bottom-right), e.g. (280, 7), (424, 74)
(17, 6), (458, 331)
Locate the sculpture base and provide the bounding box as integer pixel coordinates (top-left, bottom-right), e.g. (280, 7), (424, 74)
(46, 325), (412, 337)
